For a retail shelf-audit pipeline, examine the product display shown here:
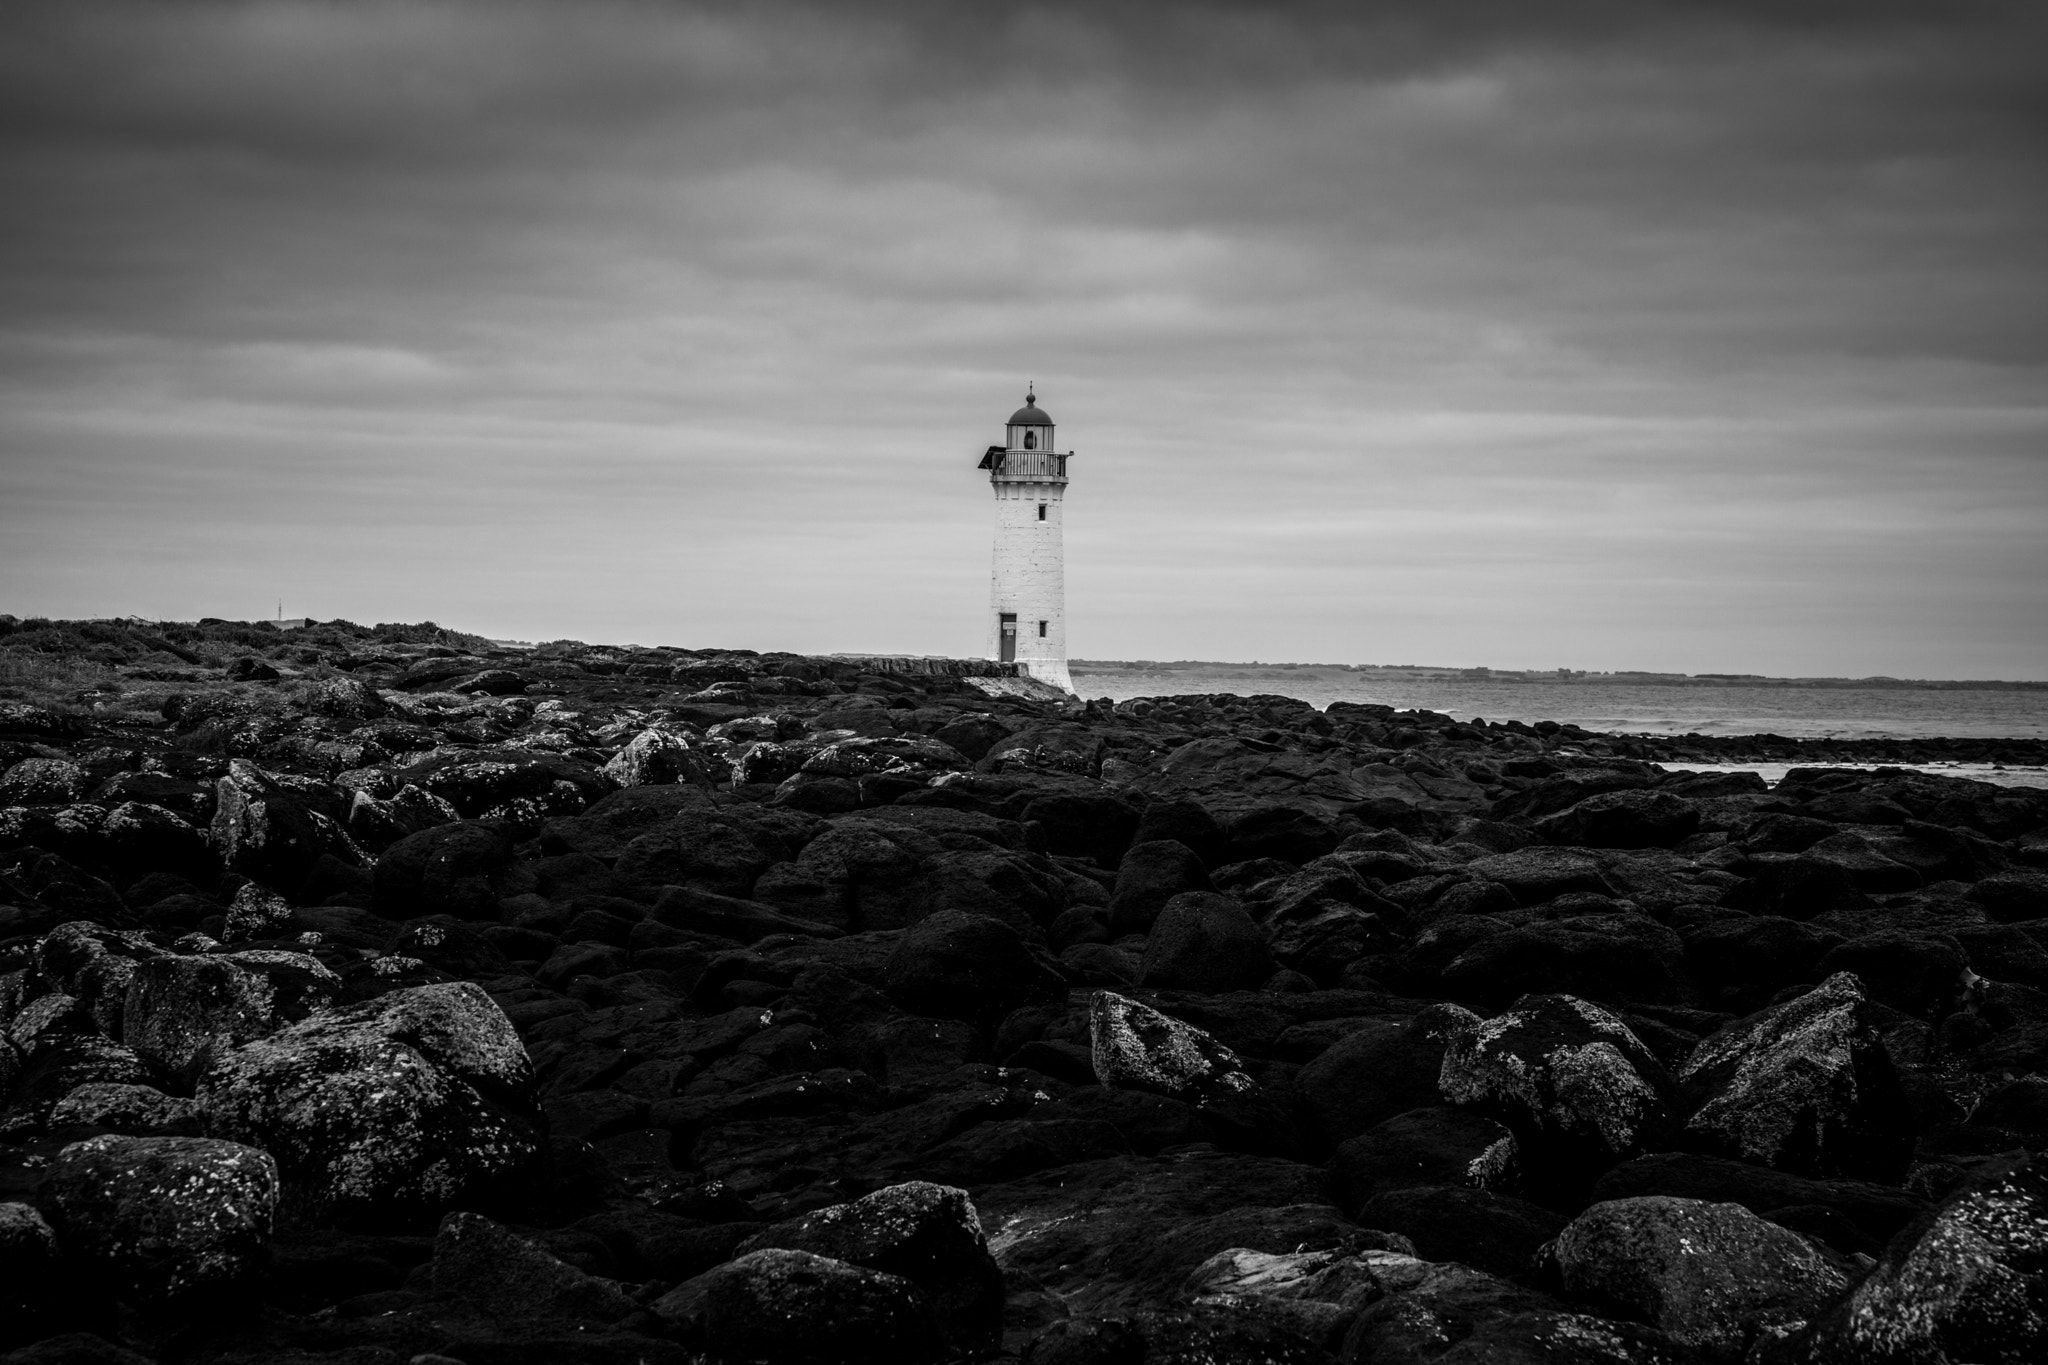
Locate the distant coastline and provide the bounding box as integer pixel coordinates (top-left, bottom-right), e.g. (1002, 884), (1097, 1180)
(1072, 660), (2048, 691)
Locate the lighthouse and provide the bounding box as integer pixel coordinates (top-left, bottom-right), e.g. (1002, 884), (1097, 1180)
(976, 389), (1073, 692)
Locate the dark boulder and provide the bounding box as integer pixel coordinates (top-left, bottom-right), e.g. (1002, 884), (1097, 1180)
(1131, 797), (1229, 868)
(371, 820), (513, 920)
(1439, 913), (1686, 1010)
(1461, 848), (1616, 906)
(1138, 892), (1273, 992)
(1222, 804), (1346, 866)
(1019, 792), (1140, 868)
(1106, 839), (1213, 934)
(1679, 915), (1844, 1013)
(1812, 930), (1969, 1017)
(1292, 1006), (1476, 1147)
(885, 910), (1065, 1024)
(1536, 790), (1701, 850)
(1969, 870), (2048, 923)
(652, 1247), (941, 1365)
(1553, 1196), (1850, 1360)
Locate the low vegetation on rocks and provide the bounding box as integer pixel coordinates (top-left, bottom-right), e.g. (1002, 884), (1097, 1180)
(1, 614), (2046, 1363)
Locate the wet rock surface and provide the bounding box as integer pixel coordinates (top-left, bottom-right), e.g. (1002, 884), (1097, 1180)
(0, 615), (2045, 1360)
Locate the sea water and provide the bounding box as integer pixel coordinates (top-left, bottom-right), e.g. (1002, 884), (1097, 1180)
(1068, 669), (2048, 790)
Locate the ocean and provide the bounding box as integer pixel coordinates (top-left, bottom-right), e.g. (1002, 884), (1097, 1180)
(1067, 668), (2048, 790)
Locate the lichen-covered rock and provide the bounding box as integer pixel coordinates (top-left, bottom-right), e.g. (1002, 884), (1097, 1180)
(1090, 990), (1257, 1104)
(209, 758), (331, 891)
(738, 1180), (1005, 1354)
(602, 725), (711, 788)
(1553, 1196), (1850, 1360)
(1678, 971), (1913, 1183)
(122, 950), (336, 1081)
(429, 1210), (635, 1320)
(1804, 1153), (2048, 1364)
(222, 883), (292, 943)
(193, 981), (540, 1223)
(1438, 993), (1675, 1193)
(652, 1247), (942, 1364)
(48, 1081), (198, 1132)
(41, 1134), (277, 1304)
(0, 757), (92, 805)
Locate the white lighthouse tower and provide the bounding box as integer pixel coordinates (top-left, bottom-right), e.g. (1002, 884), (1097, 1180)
(977, 388), (1074, 692)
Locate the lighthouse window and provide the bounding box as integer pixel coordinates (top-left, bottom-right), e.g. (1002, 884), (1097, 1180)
(1036, 503), (1046, 521)
(1023, 430), (1037, 449)
(1038, 620), (1047, 637)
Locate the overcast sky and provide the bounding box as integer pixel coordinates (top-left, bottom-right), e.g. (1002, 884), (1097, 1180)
(2, 1), (2044, 677)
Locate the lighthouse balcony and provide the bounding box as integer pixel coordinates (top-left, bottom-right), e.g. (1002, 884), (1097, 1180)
(977, 447), (1071, 482)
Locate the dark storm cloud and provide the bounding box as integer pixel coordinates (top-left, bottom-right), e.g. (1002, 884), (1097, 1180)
(1, 0), (2043, 672)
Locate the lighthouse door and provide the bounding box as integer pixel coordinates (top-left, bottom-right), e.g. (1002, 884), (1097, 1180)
(998, 613), (1018, 662)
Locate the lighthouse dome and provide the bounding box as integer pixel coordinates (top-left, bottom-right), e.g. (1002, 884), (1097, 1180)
(1008, 393), (1052, 426)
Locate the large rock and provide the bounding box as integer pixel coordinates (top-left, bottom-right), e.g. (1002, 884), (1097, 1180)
(653, 1247), (942, 1365)
(885, 910), (1064, 1025)
(1089, 990), (1256, 1104)
(1138, 892), (1273, 992)
(1438, 993), (1676, 1194)
(1106, 839), (1212, 934)
(737, 1181), (1004, 1354)
(209, 759), (331, 892)
(41, 1135), (277, 1304)
(194, 981), (542, 1223)
(602, 726), (712, 788)
(122, 950), (338, 1081)
(1678, 971), (1913, 1183)
(1536, 790), (1702, 850)
(0, 758), (91, 806)
(1804, 1153), (2048, 1364)
(1553, 1196), (1850, 1360)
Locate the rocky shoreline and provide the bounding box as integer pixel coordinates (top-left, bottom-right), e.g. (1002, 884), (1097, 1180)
(2, 616), (2046, 1364)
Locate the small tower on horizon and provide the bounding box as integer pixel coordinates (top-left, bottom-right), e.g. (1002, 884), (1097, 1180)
(976, 388), (1073, 692)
